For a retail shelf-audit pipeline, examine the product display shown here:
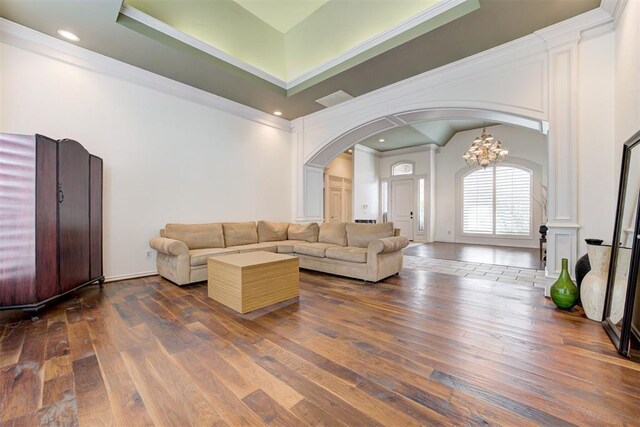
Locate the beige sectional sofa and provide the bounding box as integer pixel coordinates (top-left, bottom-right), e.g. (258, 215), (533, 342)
(148, 221), (409, 286)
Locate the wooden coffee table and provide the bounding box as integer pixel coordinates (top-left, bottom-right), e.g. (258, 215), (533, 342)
(207, 251), (299, 314)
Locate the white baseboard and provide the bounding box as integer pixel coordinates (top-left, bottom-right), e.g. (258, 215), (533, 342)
(105, 271), (158, 283)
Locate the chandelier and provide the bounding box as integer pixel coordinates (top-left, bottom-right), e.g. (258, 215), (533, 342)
(463, 127), (508, 168)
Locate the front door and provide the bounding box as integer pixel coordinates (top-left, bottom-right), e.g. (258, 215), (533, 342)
(390, 179), (414, 240)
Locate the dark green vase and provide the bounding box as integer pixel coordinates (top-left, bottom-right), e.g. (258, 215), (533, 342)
(550, 258), (579, 310)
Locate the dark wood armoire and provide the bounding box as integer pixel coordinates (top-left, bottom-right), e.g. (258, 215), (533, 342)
(0, 133), (103, 313)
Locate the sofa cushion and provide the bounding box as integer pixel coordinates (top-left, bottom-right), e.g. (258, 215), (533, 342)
(235, 243), (278, 254)
(257, 221), (289, 242)
(223, 222), (258, 247)
(275, 240), (304, 254)
(293, 242), (338, 258)
(288, 223), (319, 242)
(189, 247), (239, 266)
(165, 223), (225, 249)
(318, 223), (347, 246)
(325, 247), (368, 263)
(346, 223), (394, 248)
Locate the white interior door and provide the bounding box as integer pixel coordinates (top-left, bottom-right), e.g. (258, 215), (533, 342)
(329, 187), (342, 223)
(391, 179), (414, 240)
(343, 189), (352, 222)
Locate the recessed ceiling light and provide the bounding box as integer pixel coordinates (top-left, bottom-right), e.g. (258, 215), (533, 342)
(273, 111), (283, 116)
(379, 138), (385, 142)
(348, 149), (353, 153)
(57, 30), (80, 42)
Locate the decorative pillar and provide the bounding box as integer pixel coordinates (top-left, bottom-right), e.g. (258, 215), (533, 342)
(540, 30), (581, 295)
(427, 144), (437, 243)
(291, 117), (324, 223)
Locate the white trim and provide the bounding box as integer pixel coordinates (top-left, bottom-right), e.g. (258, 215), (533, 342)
(0, 18), (292, 132)
(534, 7), (613, 48)
(286, 0), (473, 88)
(120, 0), (473, 90)
(545, 222), (581, 229)
(354, 144), (380, 155)
(120, 5), (288, 88)
(105, 271), (158, 283)
(455, 160), (541, 246)
(600, 0), (628, 28)
(390, 160), (416, 177)
(379, 144), (433, 158)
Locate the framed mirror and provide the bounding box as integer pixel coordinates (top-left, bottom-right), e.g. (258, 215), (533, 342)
(603, 129), (640, 359)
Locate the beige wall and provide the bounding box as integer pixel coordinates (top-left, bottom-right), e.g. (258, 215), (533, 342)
(325, 153), (353, 179)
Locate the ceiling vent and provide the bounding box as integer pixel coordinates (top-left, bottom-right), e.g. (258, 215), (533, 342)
(315, 90), (354, 108)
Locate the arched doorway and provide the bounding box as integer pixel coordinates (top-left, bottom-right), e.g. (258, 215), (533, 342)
(305, 108), (547, 169)
(292, 105), (574, 293)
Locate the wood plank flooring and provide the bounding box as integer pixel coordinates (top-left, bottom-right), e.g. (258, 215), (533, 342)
(404, 242), (542, 270)
(1, 269), (639, 426)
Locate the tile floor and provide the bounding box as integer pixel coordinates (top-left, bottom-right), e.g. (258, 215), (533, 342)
(403, 255), (553, 290)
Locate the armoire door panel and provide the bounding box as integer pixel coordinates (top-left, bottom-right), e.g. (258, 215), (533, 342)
(89, 155), (103, 279)
(35, 135), (59, 301)
(0, 134), (37, 306)
(57, 139), (91, 292)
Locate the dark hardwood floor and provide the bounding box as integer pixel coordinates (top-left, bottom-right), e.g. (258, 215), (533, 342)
(405, 242), (542, 269)
(1, 269), (638, 426)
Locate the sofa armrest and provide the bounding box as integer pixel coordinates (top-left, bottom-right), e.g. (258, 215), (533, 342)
(368, 236), (409, 254)
(149, 237), (189, 256)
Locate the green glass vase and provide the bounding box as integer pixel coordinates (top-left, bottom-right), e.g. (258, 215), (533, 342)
(550, 258), (579, 310)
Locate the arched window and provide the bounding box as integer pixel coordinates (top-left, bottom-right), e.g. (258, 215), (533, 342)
(462, 165), (532, 236)
(391, 161), (414, 176)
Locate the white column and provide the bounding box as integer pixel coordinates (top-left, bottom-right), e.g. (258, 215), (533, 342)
(303, 165), (324, 222)
(427, 144), (437, 243)
(291, 118), (305, 222)
(291, 118), (325, 223)
(542, 33), (581, 295)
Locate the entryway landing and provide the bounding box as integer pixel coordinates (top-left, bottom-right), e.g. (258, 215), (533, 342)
(403, 242), (551, 290)
(404, 242), (541, 270)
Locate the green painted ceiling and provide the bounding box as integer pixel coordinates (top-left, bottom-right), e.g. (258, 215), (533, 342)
(125, 0), (459, 83)
(360, 120), (498, 151)
(233, 0), (330, 33)
(0, 0), (601, 119)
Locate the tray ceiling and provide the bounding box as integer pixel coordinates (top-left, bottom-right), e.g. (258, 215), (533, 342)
(0, 0), (600, 119)
(232, 0), (331, 33)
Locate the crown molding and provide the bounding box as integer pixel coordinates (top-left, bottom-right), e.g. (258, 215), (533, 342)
(301, 34), (547, 127)
(0, 18), (291, 131)
(378, 144), (434, 158)
(534, 4), (614, 48)
(119, 5), (288, 88)
(121, 0), (473, 91)
(303, 1), (617, 125)
(601, 0), (628, 27)
(354, 144), (381, 155)
(285, 0), (474, 90)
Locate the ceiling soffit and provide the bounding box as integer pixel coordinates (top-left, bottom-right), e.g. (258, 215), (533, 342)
(0, 0), (601, 119)
(359, 120), (498, 151)
(121, 0), (479, 92)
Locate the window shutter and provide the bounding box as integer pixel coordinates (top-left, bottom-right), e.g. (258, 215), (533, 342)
(462, 168), (494, 234)
(495, 166), (531, 236)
